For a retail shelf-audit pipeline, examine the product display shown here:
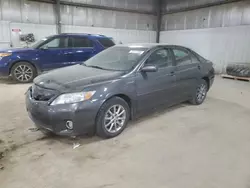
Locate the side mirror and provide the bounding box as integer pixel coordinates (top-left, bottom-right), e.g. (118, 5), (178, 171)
(141, 65), (158, 72)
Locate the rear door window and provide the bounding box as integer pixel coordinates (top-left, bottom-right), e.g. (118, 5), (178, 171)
(97, 38), (115, 48)
(173, 48), (192, 66)
(70, 37), (94, 48)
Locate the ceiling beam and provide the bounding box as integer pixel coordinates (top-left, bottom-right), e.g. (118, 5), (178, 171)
(156, 0), (162, 43)
(162, 0), (246, 15)
(55, 0), (61, 34)
(28, 0), (155, 15)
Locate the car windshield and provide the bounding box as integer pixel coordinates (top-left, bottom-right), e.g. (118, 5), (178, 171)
(31, 36), (52, 48)
(84, 46), (148, 71)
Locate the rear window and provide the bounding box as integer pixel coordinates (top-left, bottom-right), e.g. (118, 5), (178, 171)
(97, 38), (115, 48)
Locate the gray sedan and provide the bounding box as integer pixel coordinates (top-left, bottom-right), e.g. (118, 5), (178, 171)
(26, 43), (215, 138)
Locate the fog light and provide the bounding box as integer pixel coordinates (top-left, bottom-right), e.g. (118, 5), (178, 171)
(66, 120), (73, 130)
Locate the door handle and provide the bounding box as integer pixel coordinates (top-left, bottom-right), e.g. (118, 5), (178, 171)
(170, 71), (175, 76)
(198, 65), (201, 69)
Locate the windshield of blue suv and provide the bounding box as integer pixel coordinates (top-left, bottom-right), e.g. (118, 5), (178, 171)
(84, 46), (148, 71)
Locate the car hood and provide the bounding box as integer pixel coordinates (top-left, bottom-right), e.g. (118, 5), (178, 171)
(34, 65), (124, 92)
(0, 47), (33, 53)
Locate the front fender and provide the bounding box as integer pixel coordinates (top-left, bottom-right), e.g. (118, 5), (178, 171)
(87, 75), (137, 117)
(6, 54), (41, 73)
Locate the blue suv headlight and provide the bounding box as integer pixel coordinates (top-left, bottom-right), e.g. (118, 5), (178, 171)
(0, 53), (12, 60)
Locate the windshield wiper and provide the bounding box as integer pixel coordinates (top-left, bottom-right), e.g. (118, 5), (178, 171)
(86, 65), (105, 70)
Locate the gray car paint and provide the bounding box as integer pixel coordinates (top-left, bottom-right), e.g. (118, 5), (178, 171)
(26, 44), (214, 136)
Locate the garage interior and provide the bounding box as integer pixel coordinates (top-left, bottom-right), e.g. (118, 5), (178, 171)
(1, 0), (250, 187)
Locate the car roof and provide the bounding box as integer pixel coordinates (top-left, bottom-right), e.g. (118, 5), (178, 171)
(117, 43), (189, 49)
(57, 33), (111, 38)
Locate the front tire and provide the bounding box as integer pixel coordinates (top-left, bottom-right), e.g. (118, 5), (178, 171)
(11, 62), (36, 83)
(96, 97), (130, 139)
(190, 79), (208, 105)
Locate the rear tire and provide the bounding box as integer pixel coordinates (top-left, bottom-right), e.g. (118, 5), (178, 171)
(96, 97), (130, 139)
(11, 62), (36, 83)
(189, 79), (208, 105)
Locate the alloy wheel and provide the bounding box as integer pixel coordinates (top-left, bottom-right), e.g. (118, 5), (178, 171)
(14, 65), (33, 82)
(104, 104), (126, 134)
(196, 83), (207, 103)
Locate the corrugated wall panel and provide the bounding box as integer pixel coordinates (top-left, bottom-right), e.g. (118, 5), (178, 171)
(209, 5), (224, 28)
(21, 1), (40, 24)
(61, 25), (156, 44)
(162, 0), (230, 12)
(2, 0), (22, 22)
(72, 6), (88, 26)
(0, 0), (157, 47)
(242, 5), (250, 25)
(39, 2), (56, 24)
(101, 0), (114, 7)
(61, 5), (73, 25)
(62, 6), (156, 30)
(65, 0), (155, 11)
(0, 0), (156, 31)
(0, 21), (11, 49)
(160, 25), (250, 73)
(162, 1), (250, 30)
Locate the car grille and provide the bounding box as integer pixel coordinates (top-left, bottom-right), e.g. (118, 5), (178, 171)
(31, 85), (58, 101)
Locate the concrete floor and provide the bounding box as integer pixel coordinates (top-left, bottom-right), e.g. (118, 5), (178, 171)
(0, 77), (250, 188)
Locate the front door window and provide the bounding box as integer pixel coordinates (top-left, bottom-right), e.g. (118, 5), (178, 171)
(40, 37), (68, 49)
(146, 48), (172, 68)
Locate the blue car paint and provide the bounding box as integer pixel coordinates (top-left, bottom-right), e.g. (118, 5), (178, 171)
(0, 33), (113, 77)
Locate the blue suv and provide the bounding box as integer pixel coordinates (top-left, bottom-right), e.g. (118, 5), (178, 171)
(0, 33), (115, 83)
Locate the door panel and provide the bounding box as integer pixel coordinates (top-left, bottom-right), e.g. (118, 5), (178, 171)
(37, 37), (71, 70)
(135, 48), (177, 112)
(173, 48), (202, 100)
(136, 67), (176, 112)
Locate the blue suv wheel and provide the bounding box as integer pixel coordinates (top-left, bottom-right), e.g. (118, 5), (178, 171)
(11, 62), (37, 83)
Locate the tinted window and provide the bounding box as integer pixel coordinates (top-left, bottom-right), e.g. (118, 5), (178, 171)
(97, 38), (115, 48)
(146, 49), (172, 68)
(70, 37), (93, 48)
(41, 37), (68, 49)
(173, 49), (192, 66)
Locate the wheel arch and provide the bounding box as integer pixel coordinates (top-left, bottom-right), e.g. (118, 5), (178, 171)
(202, 76), (210, 90)
(9, 60), (40, 75)
(99, 93), (135, 120)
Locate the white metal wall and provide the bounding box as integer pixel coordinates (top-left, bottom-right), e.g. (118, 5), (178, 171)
(160, 1), (250, 73)
(64, 0), (155, 12)
(62, 25), (156, 44)
(161, 1), (250, 31)
(160, 25), (250, 73)
(0, 0), (157, 49)
(0, 21), (10, 49)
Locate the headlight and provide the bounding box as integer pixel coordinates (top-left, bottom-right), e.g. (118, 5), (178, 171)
(0, 53), (12, 57)
(51, 91), (96, 106)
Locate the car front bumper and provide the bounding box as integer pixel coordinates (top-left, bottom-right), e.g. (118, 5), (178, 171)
(25, 89), (101, 136)
(0, 60), (9, 77)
